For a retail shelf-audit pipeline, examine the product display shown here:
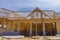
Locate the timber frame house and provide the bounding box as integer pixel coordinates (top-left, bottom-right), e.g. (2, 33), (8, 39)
(0, 7), (60, 36)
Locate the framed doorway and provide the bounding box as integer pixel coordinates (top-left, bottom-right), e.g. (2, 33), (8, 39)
(30, 23), (43, 36)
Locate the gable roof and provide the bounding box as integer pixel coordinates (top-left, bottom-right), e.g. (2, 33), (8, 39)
(27, 7), (48, 17)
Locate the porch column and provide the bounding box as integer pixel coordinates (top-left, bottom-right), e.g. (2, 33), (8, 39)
(41, 13), (45, 36)
(30, 23), (32, 36)
(43, 22), (45, 36)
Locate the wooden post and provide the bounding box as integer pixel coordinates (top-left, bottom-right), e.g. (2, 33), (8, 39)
(36, 23), (37, 36)
(9, 21), (10, 30)
(13, 21), (15, 32)
(43, 21), (45, 36)
(18, 23), (19, 33)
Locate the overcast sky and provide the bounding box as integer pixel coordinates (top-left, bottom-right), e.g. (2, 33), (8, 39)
(0, 0), (60, 12)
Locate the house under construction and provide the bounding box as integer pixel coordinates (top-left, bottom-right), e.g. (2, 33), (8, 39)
(0, 7), (60, 36)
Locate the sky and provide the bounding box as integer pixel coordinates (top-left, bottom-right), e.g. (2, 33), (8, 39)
(0, 0), (60, 12)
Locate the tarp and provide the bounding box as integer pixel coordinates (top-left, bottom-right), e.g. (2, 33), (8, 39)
(3, 30), (19, 36)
